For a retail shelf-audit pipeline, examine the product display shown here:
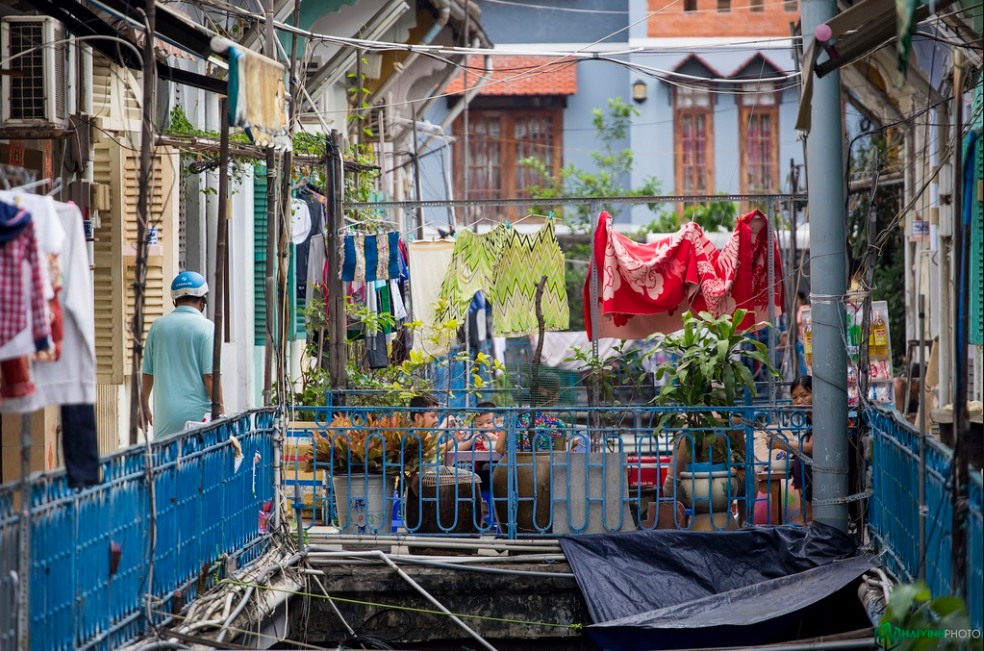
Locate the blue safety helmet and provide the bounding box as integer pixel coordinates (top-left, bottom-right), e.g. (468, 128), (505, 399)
(170, 271), (209, 300)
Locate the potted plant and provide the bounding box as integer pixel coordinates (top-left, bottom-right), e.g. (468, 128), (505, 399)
(653, 310), (777, 529)
(306, 413), (438, 534)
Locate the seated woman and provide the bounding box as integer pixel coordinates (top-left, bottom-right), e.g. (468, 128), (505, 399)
(765, 375), (814, 524)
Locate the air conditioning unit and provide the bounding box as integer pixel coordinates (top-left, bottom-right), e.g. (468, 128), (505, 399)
(1, 17), (69, 128)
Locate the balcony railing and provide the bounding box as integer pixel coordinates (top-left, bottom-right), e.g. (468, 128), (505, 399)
(0, 409), (276, 651)
(282, 404), (817, 539)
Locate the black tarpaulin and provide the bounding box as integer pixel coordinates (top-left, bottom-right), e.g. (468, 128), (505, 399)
(559, 523), (869, 651)
(588, 555), (878, 651)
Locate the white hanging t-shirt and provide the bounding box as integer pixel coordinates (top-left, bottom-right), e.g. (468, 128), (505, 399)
(290, 198), (311, 245)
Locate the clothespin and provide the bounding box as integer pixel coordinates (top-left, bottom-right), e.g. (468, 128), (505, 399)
(548, 211), (554, 220)
(505, 220), (511, 229)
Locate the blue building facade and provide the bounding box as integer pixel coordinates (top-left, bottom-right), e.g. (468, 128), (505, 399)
(422, 0), (806, 226)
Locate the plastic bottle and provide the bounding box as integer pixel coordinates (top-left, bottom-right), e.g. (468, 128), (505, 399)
(872, 312), (888, 357)
(804, 323), (813, 367)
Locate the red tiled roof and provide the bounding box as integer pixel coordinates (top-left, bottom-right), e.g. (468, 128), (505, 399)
(445, 55), (578, 96)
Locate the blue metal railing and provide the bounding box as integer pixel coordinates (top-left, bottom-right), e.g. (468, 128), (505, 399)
(0, 409), (276, 651)
(865, 405), (983, 630)
(282, 403), (816, 538)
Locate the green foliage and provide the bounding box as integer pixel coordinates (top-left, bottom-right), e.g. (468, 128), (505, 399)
(848, 134), (906, 371)
(566, 340), (653, 407)
(878, 582), (982, 651)
(640, 200), (738, 235)
(651, 310), (778, 460)
(520, 97), (664, 232)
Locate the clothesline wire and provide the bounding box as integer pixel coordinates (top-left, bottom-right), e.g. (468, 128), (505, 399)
(344, 193), (807, 210)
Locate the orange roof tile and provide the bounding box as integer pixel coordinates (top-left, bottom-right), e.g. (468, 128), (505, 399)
(445, 55), (578, 96)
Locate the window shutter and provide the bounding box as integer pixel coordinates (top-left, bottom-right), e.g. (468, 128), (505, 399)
(253, 170), (304, 344)
(91, 135), (178, 380)
(92, 137), (125, 383)
(254, 168), (269, 346)
(122, 148), (179, 370)
(970, 122), (983, 346)
(91, 53), (141, 133)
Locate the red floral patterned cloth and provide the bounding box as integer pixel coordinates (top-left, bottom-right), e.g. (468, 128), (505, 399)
(585, 209), (785, 340)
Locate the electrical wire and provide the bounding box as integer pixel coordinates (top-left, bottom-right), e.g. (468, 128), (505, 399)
(477, 0), (629, 14)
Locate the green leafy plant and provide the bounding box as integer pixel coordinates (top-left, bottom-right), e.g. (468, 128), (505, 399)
(305, 413), (439, 474)
(566, 340), (654, 407)
(877, 582), (983, 651)
(652, 310), (778, 463)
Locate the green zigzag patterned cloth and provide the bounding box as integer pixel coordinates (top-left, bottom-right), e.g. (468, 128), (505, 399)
(437, 224), (509, 326)
(491, 220), (569, 336)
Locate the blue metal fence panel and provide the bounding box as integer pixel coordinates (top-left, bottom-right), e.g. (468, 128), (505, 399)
(866, 407), (953, 595)
(0, 409), (275, 651)
(0, 483), (19, 650)
(968, 473), (983, 631)
(865, 404), (984, 624)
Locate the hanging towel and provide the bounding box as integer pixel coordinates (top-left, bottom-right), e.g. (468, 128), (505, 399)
(585, 209), (785, 340)
(341, 231), (402, 282)
(437, 224), (509, 326)
(491, 220), (569, 337)
(408, 240), (456, 356)
(226, 44), (288, 149)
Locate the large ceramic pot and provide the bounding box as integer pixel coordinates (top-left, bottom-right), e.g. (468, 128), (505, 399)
(491, 452), (555, 534)
(404, 468), (483, 536)
(332, 473), (397, 535)
(677, 462), (734, 514)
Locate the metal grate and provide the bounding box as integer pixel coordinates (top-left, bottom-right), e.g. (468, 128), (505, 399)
(8, 22), (45, 121)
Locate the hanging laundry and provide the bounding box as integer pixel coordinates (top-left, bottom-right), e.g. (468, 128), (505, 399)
(585, 209), (785, 341)
(491, 220), (569, 337)
(226, 44), (288, 149)
(409, 240), (456, 356)
(0, 220), (52, 352)
(4, 203), (96, 410)
(341, 231), (402, 282)
(437, 224), (509, 325)
(290, 198), (312, 245)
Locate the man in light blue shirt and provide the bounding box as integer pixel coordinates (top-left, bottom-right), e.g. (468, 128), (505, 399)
(140, 271), (224, 438)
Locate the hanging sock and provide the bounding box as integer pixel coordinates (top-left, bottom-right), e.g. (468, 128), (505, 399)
(491, 220), (569, 337)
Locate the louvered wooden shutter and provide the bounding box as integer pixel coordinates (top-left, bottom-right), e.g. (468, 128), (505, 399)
(91, 53), (141, 133)
(91, 134), (178, 379)
(92, 137), (126, 383)
(123, 148), (179, 369)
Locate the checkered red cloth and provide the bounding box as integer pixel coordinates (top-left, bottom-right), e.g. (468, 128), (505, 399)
(0, 221), (52, 351)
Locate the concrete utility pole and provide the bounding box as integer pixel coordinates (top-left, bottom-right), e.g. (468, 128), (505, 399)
(801, 0), (850, 531)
